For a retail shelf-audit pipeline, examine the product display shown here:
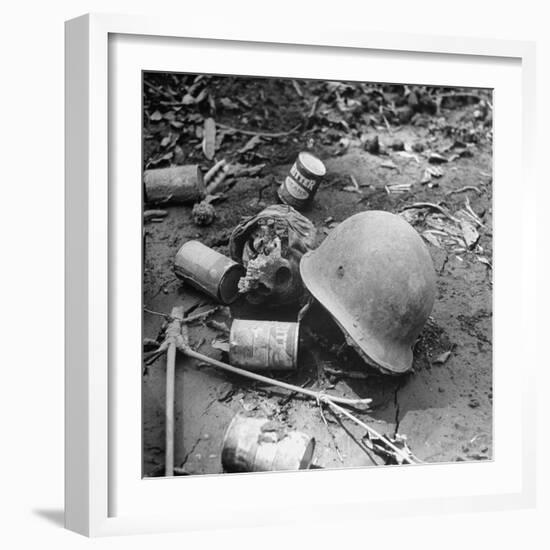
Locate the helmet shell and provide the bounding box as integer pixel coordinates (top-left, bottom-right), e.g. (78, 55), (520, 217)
(300, 211), (436, 374)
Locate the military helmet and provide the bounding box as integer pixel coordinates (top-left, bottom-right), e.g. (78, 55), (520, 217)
(300, 210), (436, 374)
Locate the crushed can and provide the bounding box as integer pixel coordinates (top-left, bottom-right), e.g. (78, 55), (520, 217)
(229, 319), (299, 370)
(277, 152), (326, 210)
(221, 414), (315, 472)
(174, 241), (245, 304)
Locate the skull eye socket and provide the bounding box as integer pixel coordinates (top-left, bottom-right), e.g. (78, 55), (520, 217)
(275, 266), (292, 286)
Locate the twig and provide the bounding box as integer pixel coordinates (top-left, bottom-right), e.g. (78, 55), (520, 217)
(464, 196), (484, 227)
(184, 307), (220, 324)
(318, 400), (344, 463)
(144, 209), (168, 222)
(382, 114), (393, 135)
(324, 366), (370, 380)
(326, 401), (417, 465)
(179, 345), (372, 408)
(144, 80), (175, 100)
(446, 185), (482, 196)
(144, 307), (171, 319)
(307, 96), (320, 119)
(144, 306), (219, 325)
(216, 122), (301, 138)
(349, 175), (360, 191)
(292, 79), (303, 98)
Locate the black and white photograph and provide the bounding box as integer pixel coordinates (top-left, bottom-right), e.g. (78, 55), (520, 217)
(141, 72), (493, 477)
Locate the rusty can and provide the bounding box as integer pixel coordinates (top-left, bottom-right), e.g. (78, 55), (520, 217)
(277, 152), (326, 210)
(174, 241), (245, 304)
(144, 165), (205, 205)
(229, 319), (299, 370)
(221, 414), (315, 473)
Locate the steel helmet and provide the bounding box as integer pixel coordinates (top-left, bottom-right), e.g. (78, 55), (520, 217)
(300, 210), (436, 374)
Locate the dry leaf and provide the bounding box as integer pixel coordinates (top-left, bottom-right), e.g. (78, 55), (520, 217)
(422, 231), (441, 248)
(202, 118), (216, 160)
(238, 135), (262, 155)
(220, 97), (239, 110)
(460, 220), (479, 249)
(211, 339), (230, 353)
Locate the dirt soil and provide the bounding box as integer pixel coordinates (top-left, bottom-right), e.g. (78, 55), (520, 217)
(142, 75), (493, 475)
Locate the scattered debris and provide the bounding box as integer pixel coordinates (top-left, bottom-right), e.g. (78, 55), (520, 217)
(363, 432), (418, 465)
(364, 135), (380, 155)
(422, 166), (444, 183)
(390, 139), (405, 151)
(142, 76), (493, 476)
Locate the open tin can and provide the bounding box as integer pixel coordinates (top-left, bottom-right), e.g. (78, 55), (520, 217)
(174, 241), (245, 304)
(277, 152), (326, 210)
(221, 414), (315, 472)
(229, 319), (299, 370)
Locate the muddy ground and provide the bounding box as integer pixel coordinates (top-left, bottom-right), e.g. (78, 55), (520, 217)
(142, 75), (493, 475)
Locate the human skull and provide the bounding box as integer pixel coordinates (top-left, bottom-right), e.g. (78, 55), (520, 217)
(230, 205), (316, 307)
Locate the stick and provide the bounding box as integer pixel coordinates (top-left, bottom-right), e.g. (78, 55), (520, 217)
(179, 346), (372, 408)
(165, 339), (176, 476)
(445, 185), (482, 196)
(326, 401), (416, 465)
(164, 307), (185, 476)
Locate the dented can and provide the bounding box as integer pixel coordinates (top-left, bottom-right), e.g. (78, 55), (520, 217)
(221, 414), (315, 472)
(229, 319), (299, 370)
(174, 241), (245, 304)
(277, 152), (326, 210)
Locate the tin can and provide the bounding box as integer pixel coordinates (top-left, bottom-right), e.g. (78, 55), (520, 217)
(221, 414), (315, 473)
(229, 319), (299, 370)
(144, 165), (205, 205)
(174, 241), (245, 304)
(277, 152), (326, 210)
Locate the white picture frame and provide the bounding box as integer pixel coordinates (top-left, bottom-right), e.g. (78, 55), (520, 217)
(65, 13), (537, 537)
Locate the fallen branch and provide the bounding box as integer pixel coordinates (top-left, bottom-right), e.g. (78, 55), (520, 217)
(165, 307), (186, 476)
(179, 345), (372, 408)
